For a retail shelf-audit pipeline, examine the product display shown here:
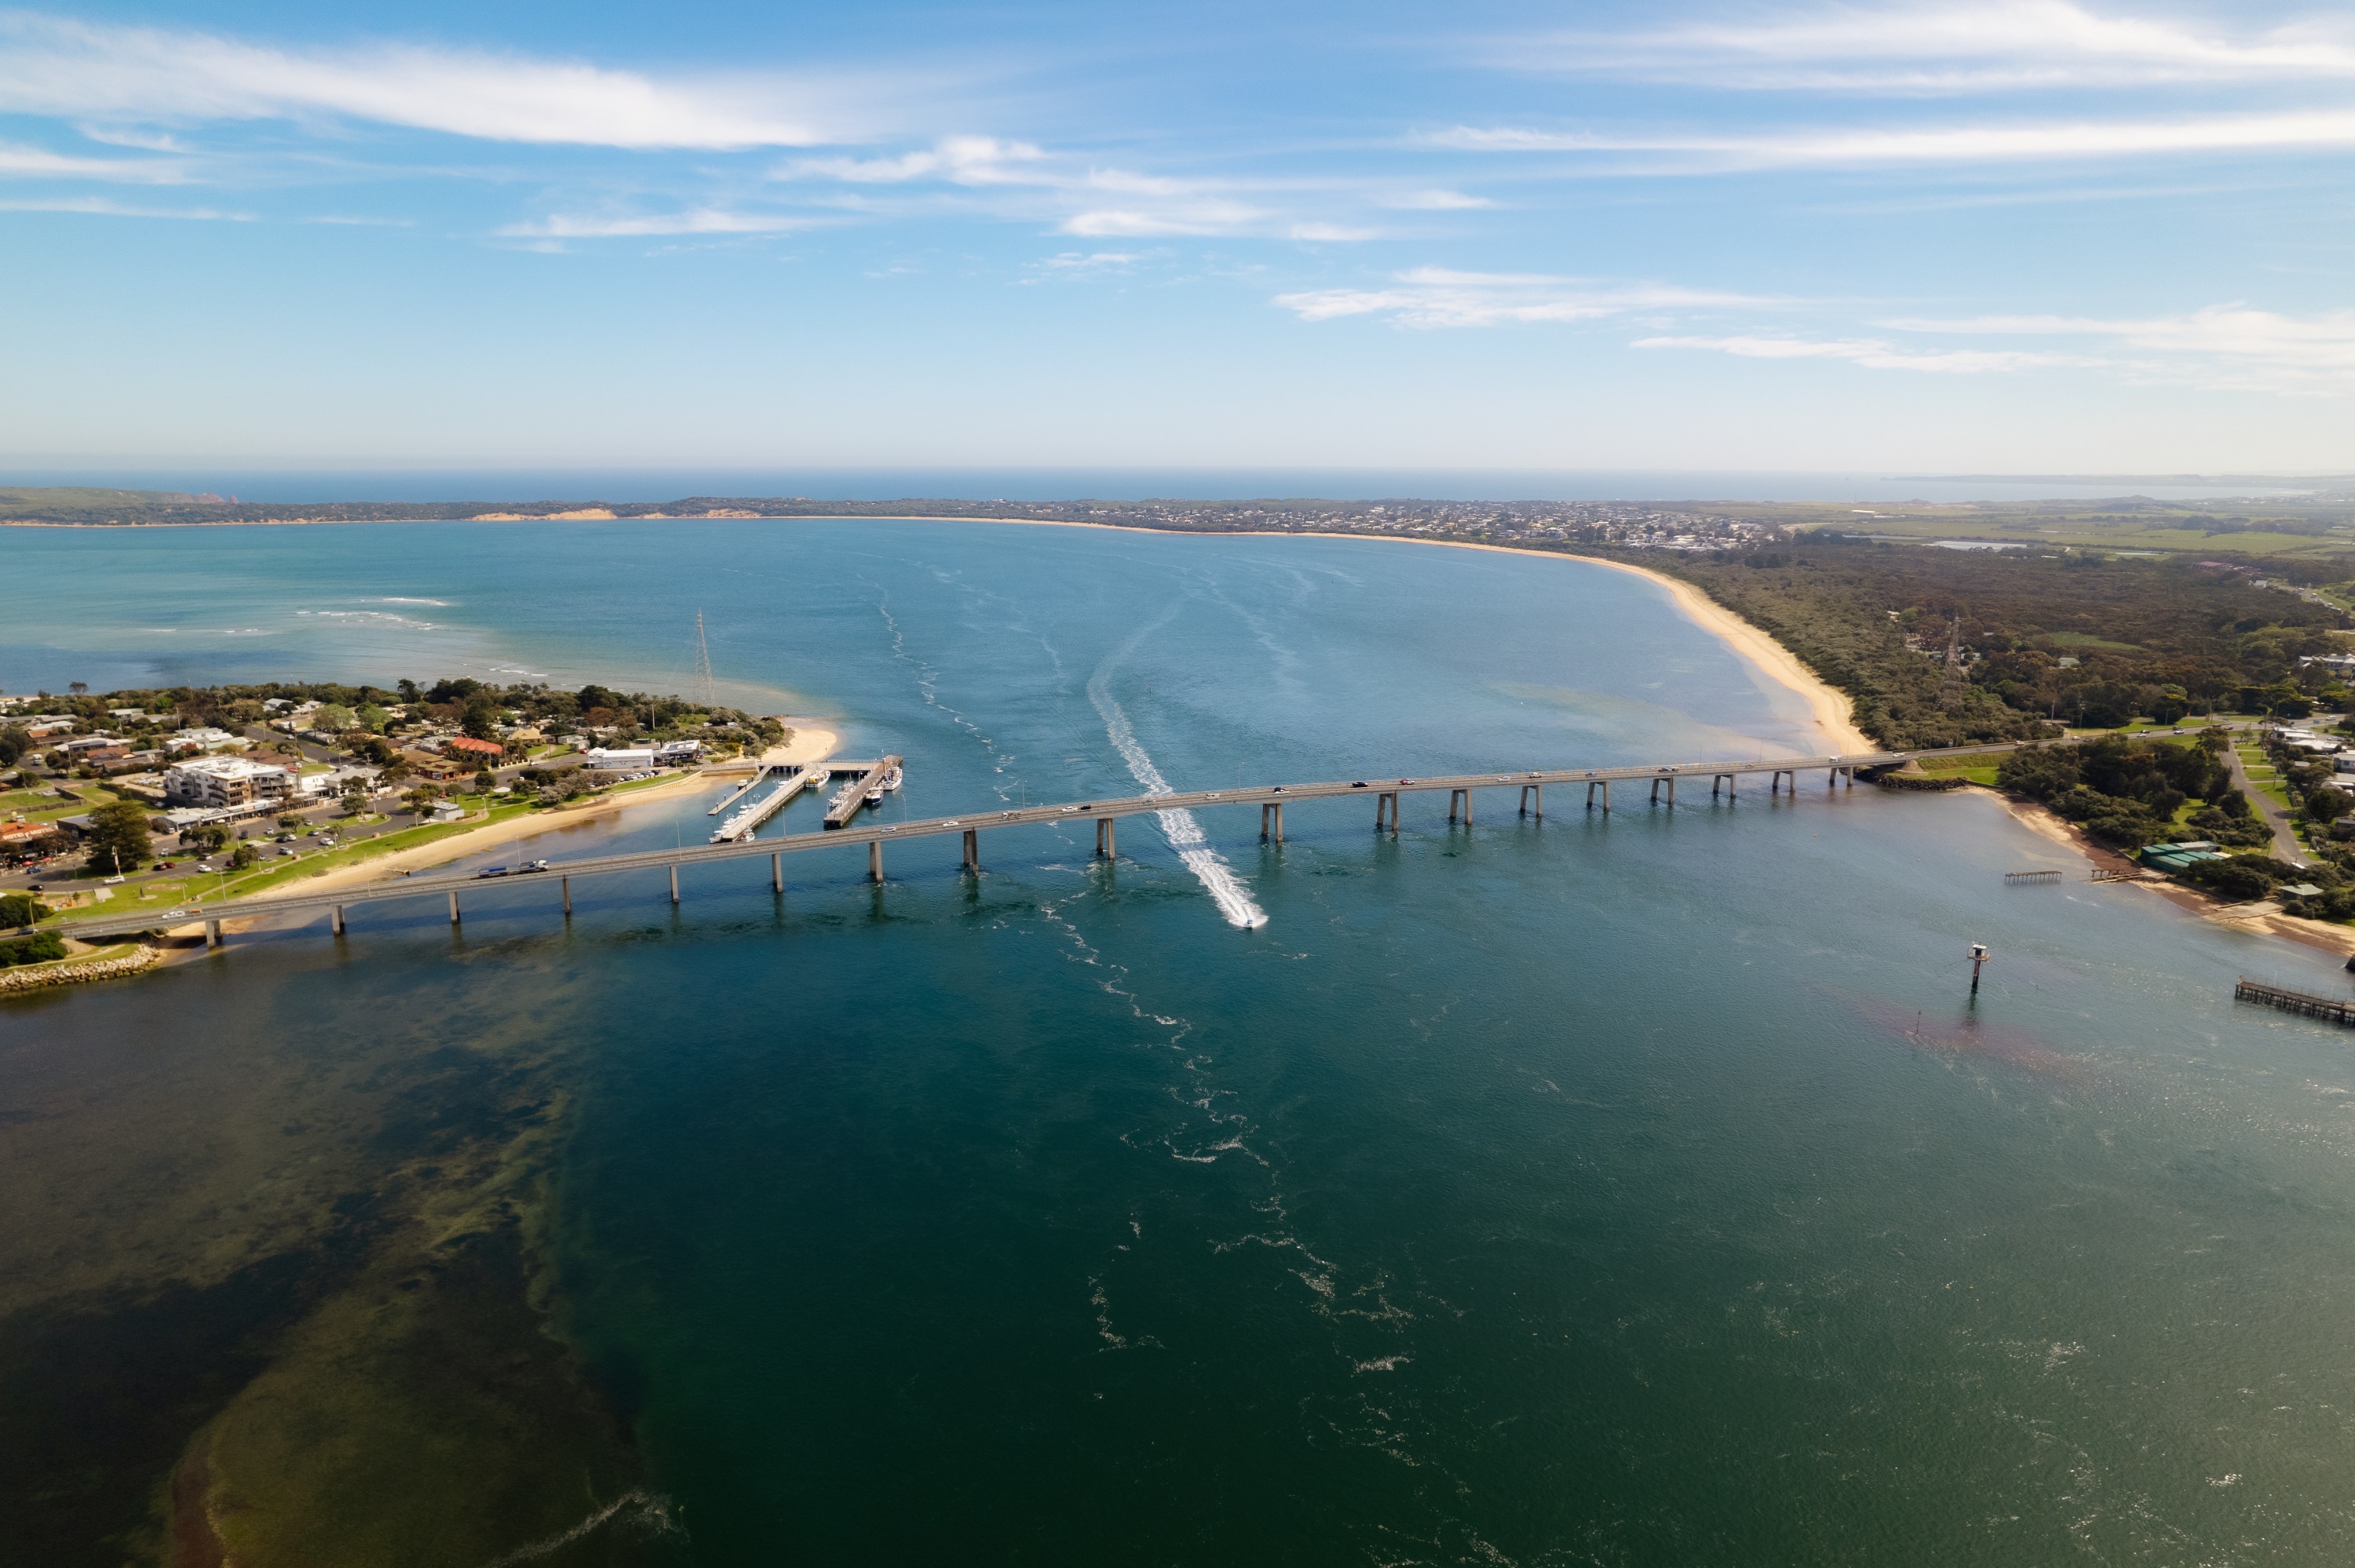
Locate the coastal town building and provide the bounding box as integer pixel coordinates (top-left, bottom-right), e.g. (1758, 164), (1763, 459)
(163, 756), (294, 809)
(583, 746), (659, 771)
(445, 735), (504, 763)
(166, 727), (243, 752)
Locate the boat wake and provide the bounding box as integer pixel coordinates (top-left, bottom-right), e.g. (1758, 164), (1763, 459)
(476, 1489), (680, 1566)
(1086, 655), (1268, 930)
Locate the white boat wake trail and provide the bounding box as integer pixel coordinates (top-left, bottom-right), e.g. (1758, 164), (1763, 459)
(1086, 655), (1268, 931)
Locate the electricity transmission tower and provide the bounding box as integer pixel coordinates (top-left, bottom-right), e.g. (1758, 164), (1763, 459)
(694, 610), (717, 709)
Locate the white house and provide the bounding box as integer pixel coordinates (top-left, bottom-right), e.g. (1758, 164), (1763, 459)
(163, 756), (294, 809)
(582, 747), (659, 771)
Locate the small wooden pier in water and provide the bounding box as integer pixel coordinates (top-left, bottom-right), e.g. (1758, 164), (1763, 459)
(2234, 978), (2355, 1027)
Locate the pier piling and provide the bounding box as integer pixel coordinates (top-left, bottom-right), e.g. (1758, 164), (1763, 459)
(562, 875), (571, 915)
(447, 892), (460, 925)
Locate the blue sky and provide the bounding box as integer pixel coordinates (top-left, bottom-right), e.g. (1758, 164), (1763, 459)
(5, 1), (2355, 475)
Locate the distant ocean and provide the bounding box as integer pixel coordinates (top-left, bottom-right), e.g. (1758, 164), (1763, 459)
(0, 465), (2334, 505)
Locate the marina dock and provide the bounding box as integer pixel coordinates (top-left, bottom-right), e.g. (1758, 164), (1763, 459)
(823, 757), (902, 830)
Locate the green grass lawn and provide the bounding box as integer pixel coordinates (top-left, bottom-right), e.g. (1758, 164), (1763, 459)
(197, 798), (546, 899)
(1912, 752), (2005, 785)
(2238, 748), (2295, 811)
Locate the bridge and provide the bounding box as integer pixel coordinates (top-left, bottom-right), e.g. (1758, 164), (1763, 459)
(44, 746), (2003, 950)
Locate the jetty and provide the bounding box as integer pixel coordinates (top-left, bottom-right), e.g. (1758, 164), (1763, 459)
(36, 747), (1993, 951)
(2233, 977), (2355, 1027)
(709, 766), (817, 844)
(823, 757), (902, 830)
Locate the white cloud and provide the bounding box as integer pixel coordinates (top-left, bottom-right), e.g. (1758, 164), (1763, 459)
(1276, 268), (1769, 327)
(0, 12), (836, 148)
(1885, 303), (2355, 390)
(500, 209), (814, 238)
(0, 138), (185, 181)
(1515, 2), (2355, 94)
(0, 194), (247, 219)
(1430, 108), (2355, 168)
(1382, 188), (1494, 210)
(775, 136), (1045, 185)
(1020, 250), (1145, 281)
(1288, 221), (1378, 242)
(1635, 333), (2087, 372)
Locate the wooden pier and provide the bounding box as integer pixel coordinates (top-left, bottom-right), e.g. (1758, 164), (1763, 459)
(822, 756), (902, 830)
(2235, 977), (2355, 1026)
(44, 746), (2030, 951)
(709, 766), (816, 843)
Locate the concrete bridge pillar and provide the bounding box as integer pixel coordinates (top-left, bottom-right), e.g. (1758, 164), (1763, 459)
(869, 841), (884, 883)
(448, 892), (460, 924)
(329, 906), (345, 936)
(1375, 792), (1397, 832)
(1096, 816), (1115, 859)
(563, 875), (572, 914)
(1520, 784), (1543, 818)
(962, 830), (979, 873)
(670, 864), (681, 905)
(1587, 780), (1611, 812)
(205, 918), (223, 949)
(1263, 802), (1287, 842)
(1449, 788), (1470, 825)
(772, 853), (783, 894)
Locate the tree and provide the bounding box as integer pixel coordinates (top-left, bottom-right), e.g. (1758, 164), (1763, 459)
(83, 800), (151, 874)
(0, 725), (27, 767)
(226, 842), (258, 870)
(473, 768), (498, 795)
(461, 698), (501, 742)
(2184, 857), (2276, 902)
(402, 784), (442, 815)
(397, 679), (421, 703)
(0, 892), (47, 927)
(2307, 786), (2353, 824)
(277, 813), (305, 830)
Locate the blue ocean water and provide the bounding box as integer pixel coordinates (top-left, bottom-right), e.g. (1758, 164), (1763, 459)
(8, 520), (2355, 1563)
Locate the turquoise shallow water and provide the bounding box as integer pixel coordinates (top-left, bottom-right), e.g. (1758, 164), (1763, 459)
(9, 521), (2355, 1563)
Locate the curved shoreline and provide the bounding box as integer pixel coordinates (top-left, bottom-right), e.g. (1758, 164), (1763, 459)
(4, 511), (1866, 757)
